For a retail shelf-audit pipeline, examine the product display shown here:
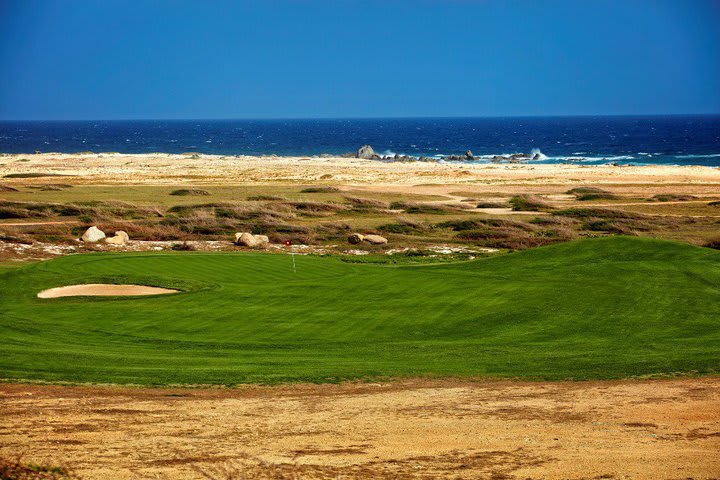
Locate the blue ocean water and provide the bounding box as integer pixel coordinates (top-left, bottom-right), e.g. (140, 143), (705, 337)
(0, 115), (719, 166)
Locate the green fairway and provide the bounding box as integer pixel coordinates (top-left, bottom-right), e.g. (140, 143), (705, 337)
(1, 236), (718, 385)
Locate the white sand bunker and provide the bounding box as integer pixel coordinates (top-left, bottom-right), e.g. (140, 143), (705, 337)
(37, 284), (179, 298)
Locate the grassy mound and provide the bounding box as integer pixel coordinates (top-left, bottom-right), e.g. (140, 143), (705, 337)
(0, 237), (718, 385)
(169, 188), (210, 196)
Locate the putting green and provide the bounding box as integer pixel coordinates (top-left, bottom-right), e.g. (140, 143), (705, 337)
(1, 236), (718, 385)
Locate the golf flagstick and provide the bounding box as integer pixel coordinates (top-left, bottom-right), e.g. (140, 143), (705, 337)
(286, 240), (296, 273)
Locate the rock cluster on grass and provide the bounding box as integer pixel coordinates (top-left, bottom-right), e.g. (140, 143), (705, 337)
(347, 233), (388, 245)
(234, 232), (269, 247)
(81, 226), (106, 243)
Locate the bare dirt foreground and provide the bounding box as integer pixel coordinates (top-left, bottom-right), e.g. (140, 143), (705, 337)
(1, 378), (719, 479)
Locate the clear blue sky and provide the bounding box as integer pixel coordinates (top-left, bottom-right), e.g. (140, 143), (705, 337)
(1, 0), (719, 120)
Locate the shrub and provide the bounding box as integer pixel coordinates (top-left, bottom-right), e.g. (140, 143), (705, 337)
(170, 188), (210, 196)
(582, 220), (636, 235)
(476, 202), (507, 208)
(509, 195), (553, 211)
(0, 456), (79, 480)
(285, 201), (348, 215)
(30, 184), (72, 191)
(390, 201), (456, 214)
(650, 194), (697, 202)
(553, 208), (642, 219)
(575, 193), (618, 201)
(705, 238), (720, 250)
(247, 195), (284, 201)
(3, 172), (69, 178)
(300, 186), (339, 193)
(435, 219), (478, 231)
(172, 241), (197, 251)
(343, 196), (389, 210)
(566, 187), (609, 195)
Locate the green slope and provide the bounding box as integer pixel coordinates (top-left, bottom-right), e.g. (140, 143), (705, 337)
(0, 236), (718, 385)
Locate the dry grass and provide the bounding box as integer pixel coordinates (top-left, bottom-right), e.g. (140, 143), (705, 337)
(650, 194), (697, 202)
(170, 188), (211, 196)
(389, 201), (458, 214)
(3, 173), (71, 179)
(509, 195), (554, 212)
(343, 196), (389, 210)
(0, 456), (78, 480)
(300, 186), (339, 193)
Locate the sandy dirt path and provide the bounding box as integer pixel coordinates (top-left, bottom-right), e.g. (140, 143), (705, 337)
(1, 378), (718, 479)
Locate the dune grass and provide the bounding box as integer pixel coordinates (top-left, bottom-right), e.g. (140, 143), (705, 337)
(0, 236), (718, 386)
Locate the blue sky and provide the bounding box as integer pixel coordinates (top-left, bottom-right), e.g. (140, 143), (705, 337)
(1, 0), (719, 120)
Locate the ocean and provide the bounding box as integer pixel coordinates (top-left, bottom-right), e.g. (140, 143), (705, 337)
(0, 115), (719, 166)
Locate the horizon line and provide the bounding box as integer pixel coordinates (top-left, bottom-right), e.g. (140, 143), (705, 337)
(1, 112), (720, 122)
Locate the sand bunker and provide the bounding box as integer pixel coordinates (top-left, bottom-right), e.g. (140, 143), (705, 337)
(37, 284), (179, 298)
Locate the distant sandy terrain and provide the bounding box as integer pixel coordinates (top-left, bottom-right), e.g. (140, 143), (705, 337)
(1, 152), (719, 186)
(1, 378), (718, 479)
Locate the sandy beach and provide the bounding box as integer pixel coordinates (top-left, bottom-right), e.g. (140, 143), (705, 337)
(2, 152), (719, 186)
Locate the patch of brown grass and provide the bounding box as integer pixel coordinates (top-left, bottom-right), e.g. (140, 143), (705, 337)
(0, 456), (79, 480)
(343, 196), (389, 210)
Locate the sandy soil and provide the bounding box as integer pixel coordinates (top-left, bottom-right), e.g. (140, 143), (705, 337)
(1, 378), (718, 479)
(36, 283), (179, 298)
(1, 152), (719, 186)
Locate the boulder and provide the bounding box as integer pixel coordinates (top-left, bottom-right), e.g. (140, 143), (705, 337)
(234, 232), (269, 247)
(357, 145), (375, 159)
(347, 233), (364, 245)
(105, 230), (130, 245)
(363, 234), (388, 245)
(81, 226), (106, 243)
(234, 232), (258, 247)
(465, 150), (475, 160)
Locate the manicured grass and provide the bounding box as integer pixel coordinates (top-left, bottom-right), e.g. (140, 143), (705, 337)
(0, 237), (718, 385)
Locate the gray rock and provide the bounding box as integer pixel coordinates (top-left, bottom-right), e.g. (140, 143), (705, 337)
(465, 150), (475, 160)
(363, 234), (388, 245)
(81, 226), (106, 243)
(357, 145), (376, 159)
(234, 232), (259, 247)
(234, 232), (269, 247)
(105, 230), (129, 245)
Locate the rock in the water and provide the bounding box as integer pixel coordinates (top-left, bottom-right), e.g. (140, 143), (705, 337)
(81, 226), (106, 243)
(465, 150), (474, 160)
(105, 230), (129, 245)
(357, 145), (375, 159)
(363, 234), (388, 245)
(347, 233), (364, 245)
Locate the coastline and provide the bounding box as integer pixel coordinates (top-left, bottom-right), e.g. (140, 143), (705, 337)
(1, 152), (719, 186)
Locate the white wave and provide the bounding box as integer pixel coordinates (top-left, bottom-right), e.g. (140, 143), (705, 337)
(530, 148), (548, 161)
(675, 153), (720, 159)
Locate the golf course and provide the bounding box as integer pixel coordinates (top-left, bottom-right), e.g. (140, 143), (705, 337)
(1, 235), (718, 386)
